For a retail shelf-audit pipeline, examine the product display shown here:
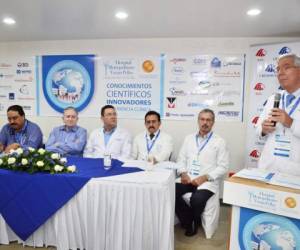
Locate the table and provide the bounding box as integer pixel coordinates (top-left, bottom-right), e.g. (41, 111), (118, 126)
(0, 169), (175, 250)
(223, 176), (300, 250)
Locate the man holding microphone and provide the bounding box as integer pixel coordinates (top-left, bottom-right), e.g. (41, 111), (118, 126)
(256, 53), (300, 175)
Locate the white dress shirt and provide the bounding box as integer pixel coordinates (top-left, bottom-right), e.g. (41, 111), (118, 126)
(83, 127), (132, 161)
(131, 130), (173, 162)
(256, 89), (300, 175)
(177, 132), (229, 193)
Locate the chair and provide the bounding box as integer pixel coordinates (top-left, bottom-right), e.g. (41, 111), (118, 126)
(182, 191), (220, 239)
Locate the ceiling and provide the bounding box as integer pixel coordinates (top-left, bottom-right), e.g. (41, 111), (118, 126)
(0, 0), (300, 42)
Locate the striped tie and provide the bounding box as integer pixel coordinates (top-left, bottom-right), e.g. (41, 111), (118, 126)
(286, 94), (295, 107)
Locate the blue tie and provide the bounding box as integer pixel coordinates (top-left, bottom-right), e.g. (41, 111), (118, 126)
(286, 94), (295, 107)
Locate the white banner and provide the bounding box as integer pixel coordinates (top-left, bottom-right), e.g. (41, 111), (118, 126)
(163, 54), (245, 121)
(0, 57), (37, 116)
(245, 42), (300, 168)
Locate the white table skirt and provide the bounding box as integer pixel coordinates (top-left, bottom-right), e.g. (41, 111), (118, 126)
(0, 169), (175, 250)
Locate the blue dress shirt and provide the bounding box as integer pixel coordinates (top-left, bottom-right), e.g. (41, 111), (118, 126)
(0, 120), (43, 150)
(45, 125), (87, 156)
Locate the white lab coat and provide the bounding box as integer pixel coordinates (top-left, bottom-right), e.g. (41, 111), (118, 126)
(131, 130), (173, 162)
(83, 127), (132, 161)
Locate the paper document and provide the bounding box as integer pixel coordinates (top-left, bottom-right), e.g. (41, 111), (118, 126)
(269, 173), (300, 190)
(233, 168), (274, 182)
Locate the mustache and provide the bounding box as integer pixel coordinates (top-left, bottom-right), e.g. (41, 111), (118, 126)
(149, 126), (155, 129)
(201, 124), (209, 128)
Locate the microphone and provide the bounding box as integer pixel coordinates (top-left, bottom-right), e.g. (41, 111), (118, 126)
(272, 93), (281, 126)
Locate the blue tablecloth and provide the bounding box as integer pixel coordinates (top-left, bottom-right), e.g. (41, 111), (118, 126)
(0, 157), (142, 241)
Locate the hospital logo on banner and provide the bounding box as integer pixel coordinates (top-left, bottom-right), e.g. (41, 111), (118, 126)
(251, 116), (259, 126)
(42, 55), (94, 113)
(249, 149), (260, 159)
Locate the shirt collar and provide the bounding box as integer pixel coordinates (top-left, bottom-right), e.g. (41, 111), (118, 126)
(197, 131), (212, 139)
(289, 88), (300, 98)
(60, 125), (78, 132)
(147, 129), (160, 138)
(103, 126), (116, 135)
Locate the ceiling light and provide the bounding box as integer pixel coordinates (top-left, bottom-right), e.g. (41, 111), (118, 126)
(3, 17), (16, 25)
(115, 11), (128, 20)
(247, 9), (261, 16)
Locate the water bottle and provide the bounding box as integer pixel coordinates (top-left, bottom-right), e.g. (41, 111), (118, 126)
(103, 153), (112, 170)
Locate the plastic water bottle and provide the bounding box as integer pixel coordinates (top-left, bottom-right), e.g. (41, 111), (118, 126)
(103, 154), (112, 170)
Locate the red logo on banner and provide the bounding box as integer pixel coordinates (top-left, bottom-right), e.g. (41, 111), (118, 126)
(256, 49), (266, 57)
(252, 116), (259, 125)
(254, 82), (265, 91)
(249, 149), (260, 158)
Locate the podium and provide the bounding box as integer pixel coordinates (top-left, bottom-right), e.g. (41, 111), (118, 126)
(223, 176), (300, 250)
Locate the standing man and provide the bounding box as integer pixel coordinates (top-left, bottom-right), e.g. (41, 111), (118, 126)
(45, 106), (87, 156)
(131, 110), (173, 164)
(0, 105), (43, 153)
(256, 53), (300, 175)
(84, 105), (132, 160)
(176, 109), (229, 236)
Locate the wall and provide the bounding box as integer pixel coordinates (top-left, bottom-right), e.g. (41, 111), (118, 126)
(0, 37), (299, 172)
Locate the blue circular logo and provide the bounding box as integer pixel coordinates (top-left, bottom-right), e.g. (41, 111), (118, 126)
(243, 213), (300, 250)
(43, 60), (93, 112)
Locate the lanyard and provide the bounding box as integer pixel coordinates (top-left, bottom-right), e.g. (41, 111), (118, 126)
(14, 121), (28, 145)
(146, 130), (160, 154)
(281, 93), (300, 116)
(195, 132), (213, 155)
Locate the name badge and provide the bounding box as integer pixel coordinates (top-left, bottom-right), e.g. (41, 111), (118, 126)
(273, 133), (291, 158)
(189, 159), (201, 176)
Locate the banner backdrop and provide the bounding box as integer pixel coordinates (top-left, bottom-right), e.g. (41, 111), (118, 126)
(98, 55), (163, 118)
(163, 54), (245, 121)
(0, 57), (37, 116)
(245, 42), (300, 168)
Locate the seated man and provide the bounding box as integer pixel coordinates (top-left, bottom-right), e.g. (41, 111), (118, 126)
(131, 110), (173, 164)
(176, 109), (229, 236)
(84, 105), (132, 160)
(0, 105), (43, 153)
(45, 107), (87, 156)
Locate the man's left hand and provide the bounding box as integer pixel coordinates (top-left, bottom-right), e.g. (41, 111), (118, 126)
(4, 143), (20, 153)
(270, 108), (293, 128)
(191, 175), (208, 187)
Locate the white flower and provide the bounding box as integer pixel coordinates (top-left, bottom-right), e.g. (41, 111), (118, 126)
(38, 148), (46, 155)
(0, 159), (3, 165)
(60, 157), (67, 163)
(36, 161), (44, 167)
(7, 157), (16, 164)
(67, 165), (76, 173)
(28, 147), (35, 152)
(54, 165), (64, 172)
(51, 153), (60, 160)
(21, 158), (28, 165)
(16, 148), (24, 155)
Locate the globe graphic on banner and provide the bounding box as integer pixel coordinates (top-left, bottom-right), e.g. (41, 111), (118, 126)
(44, 60), (92, 112)
(243, 214), (300, 250)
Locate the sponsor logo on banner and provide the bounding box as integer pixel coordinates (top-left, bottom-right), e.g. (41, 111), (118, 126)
(17, 62), (30, 67)
(279, 46), (291, 55)
(217, 101), (234, 106)
(0, 63), (12, 68)
(169, 58), (186, 64)
(104, 59), (135, 77)
(22, 105), (32, 111)
(14, 77), (34, 82)
(256, 48), (266, 57)
(187, 102), (208, 108)
(19, 84), (29, 95)
(284, 197), (297, 208)
(42, 55), (95, 113)
(193, 58), (207, 65)
(254, 82), (265, 91)
(213, 71), (240, 77)
(222, 61), (242, 67)
(166, 97), (176, 108)
(8, 93), (15, 100)
(0, 73), (14, 79)
(169, 87), (186, 96)
(142, 60), (155, 73)
(218, 111), (239, 117)
(190, 71), (209, 80)
(210, 57), (221, 68)
(16, 69), (32, 74)
(249, 149), (260, 158)
(171, 66), (185, 75)
(259, 64), (276, 78)
(252, 116), (259, 125)
(265, 64), (276, 73)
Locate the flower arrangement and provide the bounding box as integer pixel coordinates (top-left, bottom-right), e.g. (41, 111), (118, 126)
(0, 147), (76, 174)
